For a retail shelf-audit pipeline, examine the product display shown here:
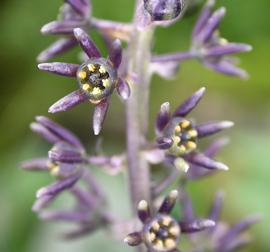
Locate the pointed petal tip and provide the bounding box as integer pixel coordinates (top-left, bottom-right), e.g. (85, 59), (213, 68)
(138, 200), (148, 211)
(169, 190), (179, 199)
(36, 187), (47, 198)
(73, 27), (84, 37)
(217, 162), (229, 171)
(221, 121), (234, 129)
(203, 219), (216, 227)
(37, 63), (49, 71)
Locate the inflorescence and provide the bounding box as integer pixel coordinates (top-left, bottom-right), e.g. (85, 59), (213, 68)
(21, 0), (258, 251)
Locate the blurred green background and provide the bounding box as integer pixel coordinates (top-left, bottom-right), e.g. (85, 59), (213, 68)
(0, 0), (269, 251)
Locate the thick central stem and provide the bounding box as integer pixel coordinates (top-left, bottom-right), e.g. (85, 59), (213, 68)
(126, 24), (154, 212)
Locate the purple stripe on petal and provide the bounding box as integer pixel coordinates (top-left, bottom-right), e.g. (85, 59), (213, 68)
(41, 20), (84, 35)
(73, 28), (101, 58)
(30, 122), (60, 143)
(93, 99), (110, 135)
(38, 62), (79, 77)
(37, 37), (77, 62)
(196, 121), (234, 138)
(156, 102), (171, 133)
(116, 78), (131, 100)
(205, 43), (252, 57)
(40, 210), (90, 222)
(20, 158), (49, 171)
(205, 60), (249, 79)
(196, 7), (226, 44)
(173, 87), (205, 117)
(36, 172), (81, 198)
(180, 219), (215, 233)
(187, 153), (229, 171)
(192, 0), (216, 39)
(108, 39), (122, 69)
(49, 90), (88, 113)
(36, 116), (83, 148)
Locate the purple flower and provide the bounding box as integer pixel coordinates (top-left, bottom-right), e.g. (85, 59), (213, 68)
(180, 191), (260, 252)
(38, 0), (91, 62)
(38, 28), (130, 135)
(124, 190), (215, 252)
(156, 87), (233, 173)
(152, 0), (252, 79)
(21, 116), (86, 209)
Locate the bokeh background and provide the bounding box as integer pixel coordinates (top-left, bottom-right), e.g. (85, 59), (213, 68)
(0, 0), (269, 251)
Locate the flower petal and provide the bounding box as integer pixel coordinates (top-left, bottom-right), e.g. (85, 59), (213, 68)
(108, 39), (122, 69)
(173, 87), (205, 117)
(93, 99), (110, 135)
(38, 62), (79, 77)
(41, 20), (84, 35)
(40, 210), (89, 222)
(196, 121), (234, 138)
(36, 116), (83, 148)
(37, 37), (77, 62)
(66, 0), (91, 18)
(117, 78), (131, 100)
(49, 90), (88, 113)
(208, 191), (225, 222)
(158, 190), (178, 214)
(180, 219), (215, 233)
(156, 102), (171, 133)
(73, 28), (101, 58)
(30, 122), (60, 144)
(137, 200), (151, 224)
(124, 232), (142, 246)
(20, 158), (49, 171)
(205, 43), (252, 57)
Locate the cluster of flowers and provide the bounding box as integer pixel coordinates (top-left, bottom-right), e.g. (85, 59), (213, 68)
(21, 0), (258, 251)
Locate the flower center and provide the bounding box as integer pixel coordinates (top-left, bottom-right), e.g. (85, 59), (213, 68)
(144, 214), (180, 252)
(166, 118), (198, 156)
(77, 58), (117, 103)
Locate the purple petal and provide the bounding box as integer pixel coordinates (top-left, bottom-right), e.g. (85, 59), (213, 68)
(40, 210), (90, 222)
(48, 145), (83, 163)
(180, 219), (215, 233)
(208, 191), (225, 222)
(36, 116), (83, 148)
(173, 87), (205, 117)
(30, 122), (60, 144)
(41, 20), (84, 35)
(205, 43), (252, 57)
(71, 187), (96, 207)
(196, 7), (226, 44)
(32, 195), (56, 212)
(36, 173), (81, 198)
(204, 138), (230, 157)
(108, 39), (122, 69)
(196, 121), (234, 138)
(38, 62), (79, 77)
(222, 236), (252, 252)
(192, 0), (216, 38)
(137, 200), (151, 224)
(187, 153), (229, 171)
(20, 158), (49, 171)
(179, 191), (194, 222)
(93, 99), (110, 135)
(218, 215), (261, 249)
(204, 60), (249, 79)
(73, 28), (101, 58)
(158, 190), (178, 214)
(66, 0), (90, 18)
(116, 78), (131, 100)
(37, 37), (77, 62)
(49, 90), (88, 113)
(124, 232), (142, 246)
(156, 102), (171, 133)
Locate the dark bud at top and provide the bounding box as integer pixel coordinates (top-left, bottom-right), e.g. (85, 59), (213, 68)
(144, 0), (185, 21)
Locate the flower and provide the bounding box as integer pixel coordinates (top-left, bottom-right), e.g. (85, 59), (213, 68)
(156, 87), (233, 173)
(21, 116), (87, 210)
(38, 0), (132, 62)
(152, 0), (252, 79)
(124, 190), (215, 252)
(144, 0), (185, 22)
(38, 28), (130, 135)
(180, 191), (260, 252)
(38, 0), (91, 62)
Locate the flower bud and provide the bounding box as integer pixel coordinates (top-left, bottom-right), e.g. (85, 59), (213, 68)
(144, 0), (185, 21)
